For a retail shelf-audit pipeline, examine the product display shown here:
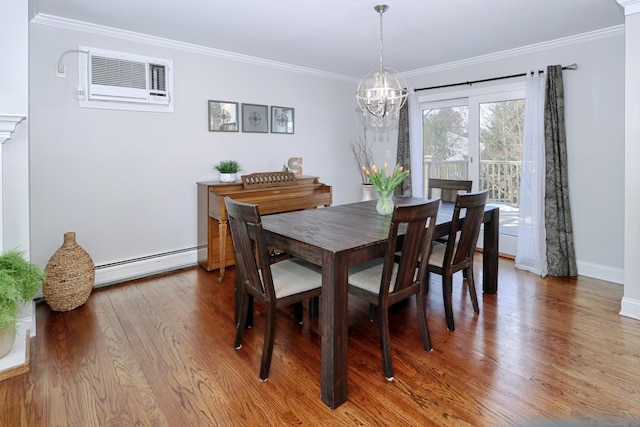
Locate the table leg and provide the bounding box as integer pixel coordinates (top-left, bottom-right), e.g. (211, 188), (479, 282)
(483, 208), (499, 294)
(320, 252), (348, 409)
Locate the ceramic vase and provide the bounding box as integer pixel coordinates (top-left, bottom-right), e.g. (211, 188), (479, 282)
(361, 184), (377, 201)
(0, 321), (16, 359)
(219, 173), (236, 183)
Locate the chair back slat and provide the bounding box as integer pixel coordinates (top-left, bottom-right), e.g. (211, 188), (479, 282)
(384, 199), (440, 295)
(427, 178), (472, 203)
(444, 190), (489, 269)
(225, 197), (276, 303)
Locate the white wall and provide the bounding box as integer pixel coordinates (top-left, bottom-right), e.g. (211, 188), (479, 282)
(403, 29), (626, 285)
(28, 18), (380, 282)
(1, 2), (30, 255)
(622, 4), (640, 320)
(28, 17), (627, 289)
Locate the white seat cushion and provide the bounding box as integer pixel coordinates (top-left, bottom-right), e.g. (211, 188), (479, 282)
(428, 241), (447, 268)
(348, 259), (399, 294)
(270, 258), (322, 298)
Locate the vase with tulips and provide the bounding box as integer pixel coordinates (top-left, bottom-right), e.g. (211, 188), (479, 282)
(362, 163), (410, 215)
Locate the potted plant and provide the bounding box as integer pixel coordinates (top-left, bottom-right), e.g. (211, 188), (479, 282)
(350, 135), (376, 201)
(0, 250), (45, 358)
(214, 160), (241, 183)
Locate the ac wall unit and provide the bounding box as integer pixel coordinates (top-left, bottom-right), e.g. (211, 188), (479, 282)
(82, 47), (172, 106)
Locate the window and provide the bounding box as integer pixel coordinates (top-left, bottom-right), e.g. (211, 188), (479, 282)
(419, 83), (525, 255)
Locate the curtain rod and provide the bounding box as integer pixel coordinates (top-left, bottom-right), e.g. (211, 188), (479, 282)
(413, 63), (578, 92)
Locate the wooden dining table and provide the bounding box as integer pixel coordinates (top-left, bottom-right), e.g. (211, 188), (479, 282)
(260, 196), (500, 409)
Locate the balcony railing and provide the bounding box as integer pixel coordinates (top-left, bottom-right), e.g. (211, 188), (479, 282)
(425, 158), (522, 207)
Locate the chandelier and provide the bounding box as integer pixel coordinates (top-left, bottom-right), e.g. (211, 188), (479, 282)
(355, 4), (407, 129)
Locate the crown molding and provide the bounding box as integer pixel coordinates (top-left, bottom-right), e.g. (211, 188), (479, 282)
(403, 25), (625, 78)
(617, 0), (640, 15)
(30, 14), (356, 83)
(0, 115), (26, 144)
(32, 13), (624, 83)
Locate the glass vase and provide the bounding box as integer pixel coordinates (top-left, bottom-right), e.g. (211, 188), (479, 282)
(376, 189), (394, 215)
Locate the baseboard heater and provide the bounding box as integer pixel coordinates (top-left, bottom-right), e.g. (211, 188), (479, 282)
(93, 247), (199, 288)
(95, 246), (198, 269)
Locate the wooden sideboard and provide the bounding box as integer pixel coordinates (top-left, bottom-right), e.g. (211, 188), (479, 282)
(197, 173), (332, 280)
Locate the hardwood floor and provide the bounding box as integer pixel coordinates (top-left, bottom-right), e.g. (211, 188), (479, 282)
(1, 257), (639, 426)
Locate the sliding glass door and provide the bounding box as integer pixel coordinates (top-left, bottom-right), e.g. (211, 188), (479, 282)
(420, 84), (525, 256)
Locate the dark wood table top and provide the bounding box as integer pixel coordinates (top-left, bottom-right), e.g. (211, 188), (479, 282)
(261, 197), (498, 257)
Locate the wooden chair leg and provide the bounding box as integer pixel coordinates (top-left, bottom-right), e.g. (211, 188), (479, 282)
(309, 296), (319, 319)
(294, 302), (303, 324)
(235, 274), (253, 328)
(423, 272), (430, 294)
(369, 303), (378, 322)
(234, 290), (250, 349)
(416, 292), (432, 351)
(259, 306), (278, 381)
(234, 273), (242, 325)
(442, 275), (455, 331)
(378, 305), (394, 381)
(247, 295), (254, 329)
(467, 266), (479, 314)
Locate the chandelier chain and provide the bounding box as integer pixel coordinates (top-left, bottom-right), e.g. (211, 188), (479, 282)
(378, 8), (384, 70)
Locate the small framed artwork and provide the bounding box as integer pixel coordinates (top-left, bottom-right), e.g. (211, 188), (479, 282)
(208, 100), (239, 132)
(271, 106), (295, 134)
(242, 103), (269, 133)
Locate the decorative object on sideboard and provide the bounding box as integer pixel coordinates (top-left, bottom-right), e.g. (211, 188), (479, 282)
(351, 135), (376, 201)
(208, 100), (239, 132)
(43, 232), (95, 312)
(0, 250), (44, 358)
(214, 160), (242, 183)
(361, 184), (377, 202)
(355, 5), (407, 130)
(287, 157), (303, 177)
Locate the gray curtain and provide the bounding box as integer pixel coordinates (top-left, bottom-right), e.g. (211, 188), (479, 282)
(396, 101), (412, 196)
(544, 65), (577, 276)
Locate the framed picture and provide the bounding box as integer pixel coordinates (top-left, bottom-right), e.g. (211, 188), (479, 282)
(208, 100), (239, 132)
(271, 106), (294, 134)
(242, 103), (269, 133)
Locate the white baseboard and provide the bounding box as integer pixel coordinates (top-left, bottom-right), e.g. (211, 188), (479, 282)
(620, 296), (640, 320)
(94, 249), (199, 287)
(576, 260), (624, 285)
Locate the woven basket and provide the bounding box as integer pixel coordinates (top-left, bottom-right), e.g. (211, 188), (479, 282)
(43, 232), (95, 312)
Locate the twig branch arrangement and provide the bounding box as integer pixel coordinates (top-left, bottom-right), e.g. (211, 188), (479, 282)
(350, 135), (374, 185)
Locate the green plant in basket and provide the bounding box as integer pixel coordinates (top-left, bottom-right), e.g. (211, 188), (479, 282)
(0, 250), (45, 334)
